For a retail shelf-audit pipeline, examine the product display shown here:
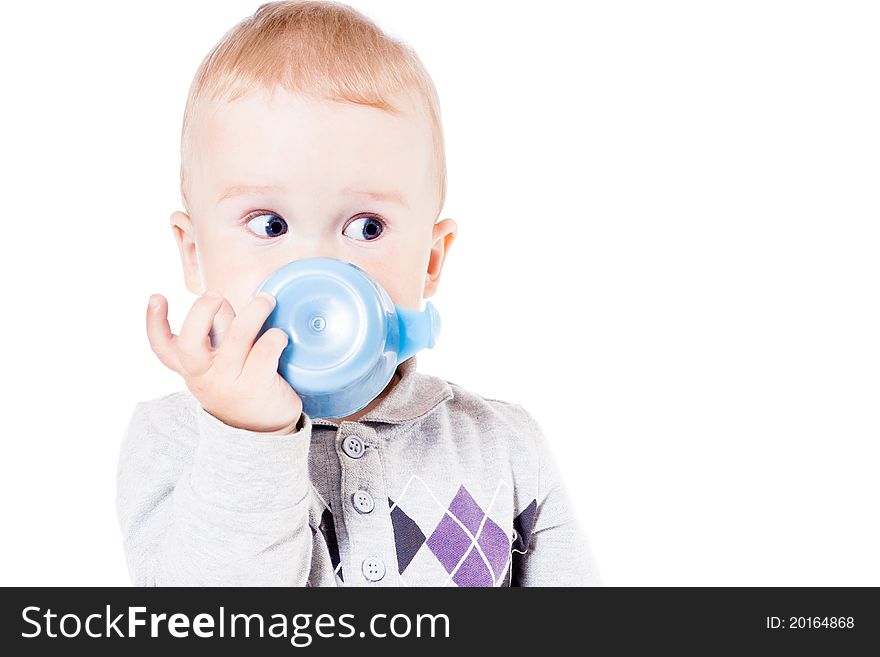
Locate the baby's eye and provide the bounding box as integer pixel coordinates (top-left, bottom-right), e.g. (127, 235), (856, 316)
(343, 214), (385, 241)
(245, 212), (288, 238)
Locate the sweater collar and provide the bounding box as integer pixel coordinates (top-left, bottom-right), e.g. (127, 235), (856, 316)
(313, 355), (453, 427)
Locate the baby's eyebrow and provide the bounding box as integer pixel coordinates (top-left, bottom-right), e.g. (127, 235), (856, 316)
(342, 188), (410, 209)
(214, 184), (410, 209)
(216, 184), (283, 206)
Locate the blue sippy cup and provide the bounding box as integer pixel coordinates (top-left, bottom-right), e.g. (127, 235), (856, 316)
(252, 257), (441, 419)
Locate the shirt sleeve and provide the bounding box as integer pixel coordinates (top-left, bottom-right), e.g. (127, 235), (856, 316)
(115, 396), (328, 586)
(510, 405), (603, 586)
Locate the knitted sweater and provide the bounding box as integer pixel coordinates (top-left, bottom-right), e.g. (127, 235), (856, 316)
(115, 356), (601, 586)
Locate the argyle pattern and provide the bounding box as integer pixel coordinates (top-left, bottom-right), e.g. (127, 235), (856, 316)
(312, 482), (538, 586)
(389, 480), (537, 586)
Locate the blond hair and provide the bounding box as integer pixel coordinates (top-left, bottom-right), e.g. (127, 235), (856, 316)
(179, 0), (446, 216)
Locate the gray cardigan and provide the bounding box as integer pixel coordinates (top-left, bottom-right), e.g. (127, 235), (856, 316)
(116, 356), (601, 586)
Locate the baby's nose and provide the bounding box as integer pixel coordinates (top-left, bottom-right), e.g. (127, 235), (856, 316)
(283, 235), (344, 263)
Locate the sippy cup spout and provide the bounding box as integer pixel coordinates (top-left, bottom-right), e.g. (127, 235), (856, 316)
(395, 301), (441, 364)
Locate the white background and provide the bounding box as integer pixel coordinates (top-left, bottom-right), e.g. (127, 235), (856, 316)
(0, 0), (877, 586)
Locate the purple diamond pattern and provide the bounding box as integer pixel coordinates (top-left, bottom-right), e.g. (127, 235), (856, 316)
(425, 513), (471, 573)
(477, 516), (510, 580)
(424, 485), (511, 586)
(448, 486), (484, 534)
(453, 546), (493, 587)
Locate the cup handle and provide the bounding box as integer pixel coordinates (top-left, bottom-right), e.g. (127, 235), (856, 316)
(395, 302), (441, 363)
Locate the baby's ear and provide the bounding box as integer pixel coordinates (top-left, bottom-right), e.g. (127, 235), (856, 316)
(170, 211), (203, 295)
(424, 217), (458, 299)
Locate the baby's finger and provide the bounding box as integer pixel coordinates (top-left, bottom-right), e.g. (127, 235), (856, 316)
(209, 297), (236, 349)
(241, 327), (290, 382)
(146, 294), (182, 373)
(213, 293), (277, 379)
(177, 292), (224, 375)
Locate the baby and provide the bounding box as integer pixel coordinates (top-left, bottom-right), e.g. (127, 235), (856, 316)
(116, 0), (600, 586)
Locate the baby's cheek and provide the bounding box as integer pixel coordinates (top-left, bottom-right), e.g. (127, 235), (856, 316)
(385, 276), (425, 310)
(366, 255), (423, 307)
(225, 280), (261, 315)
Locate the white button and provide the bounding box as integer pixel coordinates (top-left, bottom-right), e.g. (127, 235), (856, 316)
(342, 435), (365, 459)
(362, 557), (386, 582)
(352, 490), (375, 514)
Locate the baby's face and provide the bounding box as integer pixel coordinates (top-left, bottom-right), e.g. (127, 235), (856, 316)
(172, 87), (455, 314)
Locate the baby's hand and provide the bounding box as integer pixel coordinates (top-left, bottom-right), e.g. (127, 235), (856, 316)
(146, 291), (303, 435)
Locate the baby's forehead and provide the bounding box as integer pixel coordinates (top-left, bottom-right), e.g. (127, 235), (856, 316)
(192, 90), (429, 158)
(189, 89), (436, 198)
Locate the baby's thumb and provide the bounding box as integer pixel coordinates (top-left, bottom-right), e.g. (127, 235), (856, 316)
(242, 327), (290, 381)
